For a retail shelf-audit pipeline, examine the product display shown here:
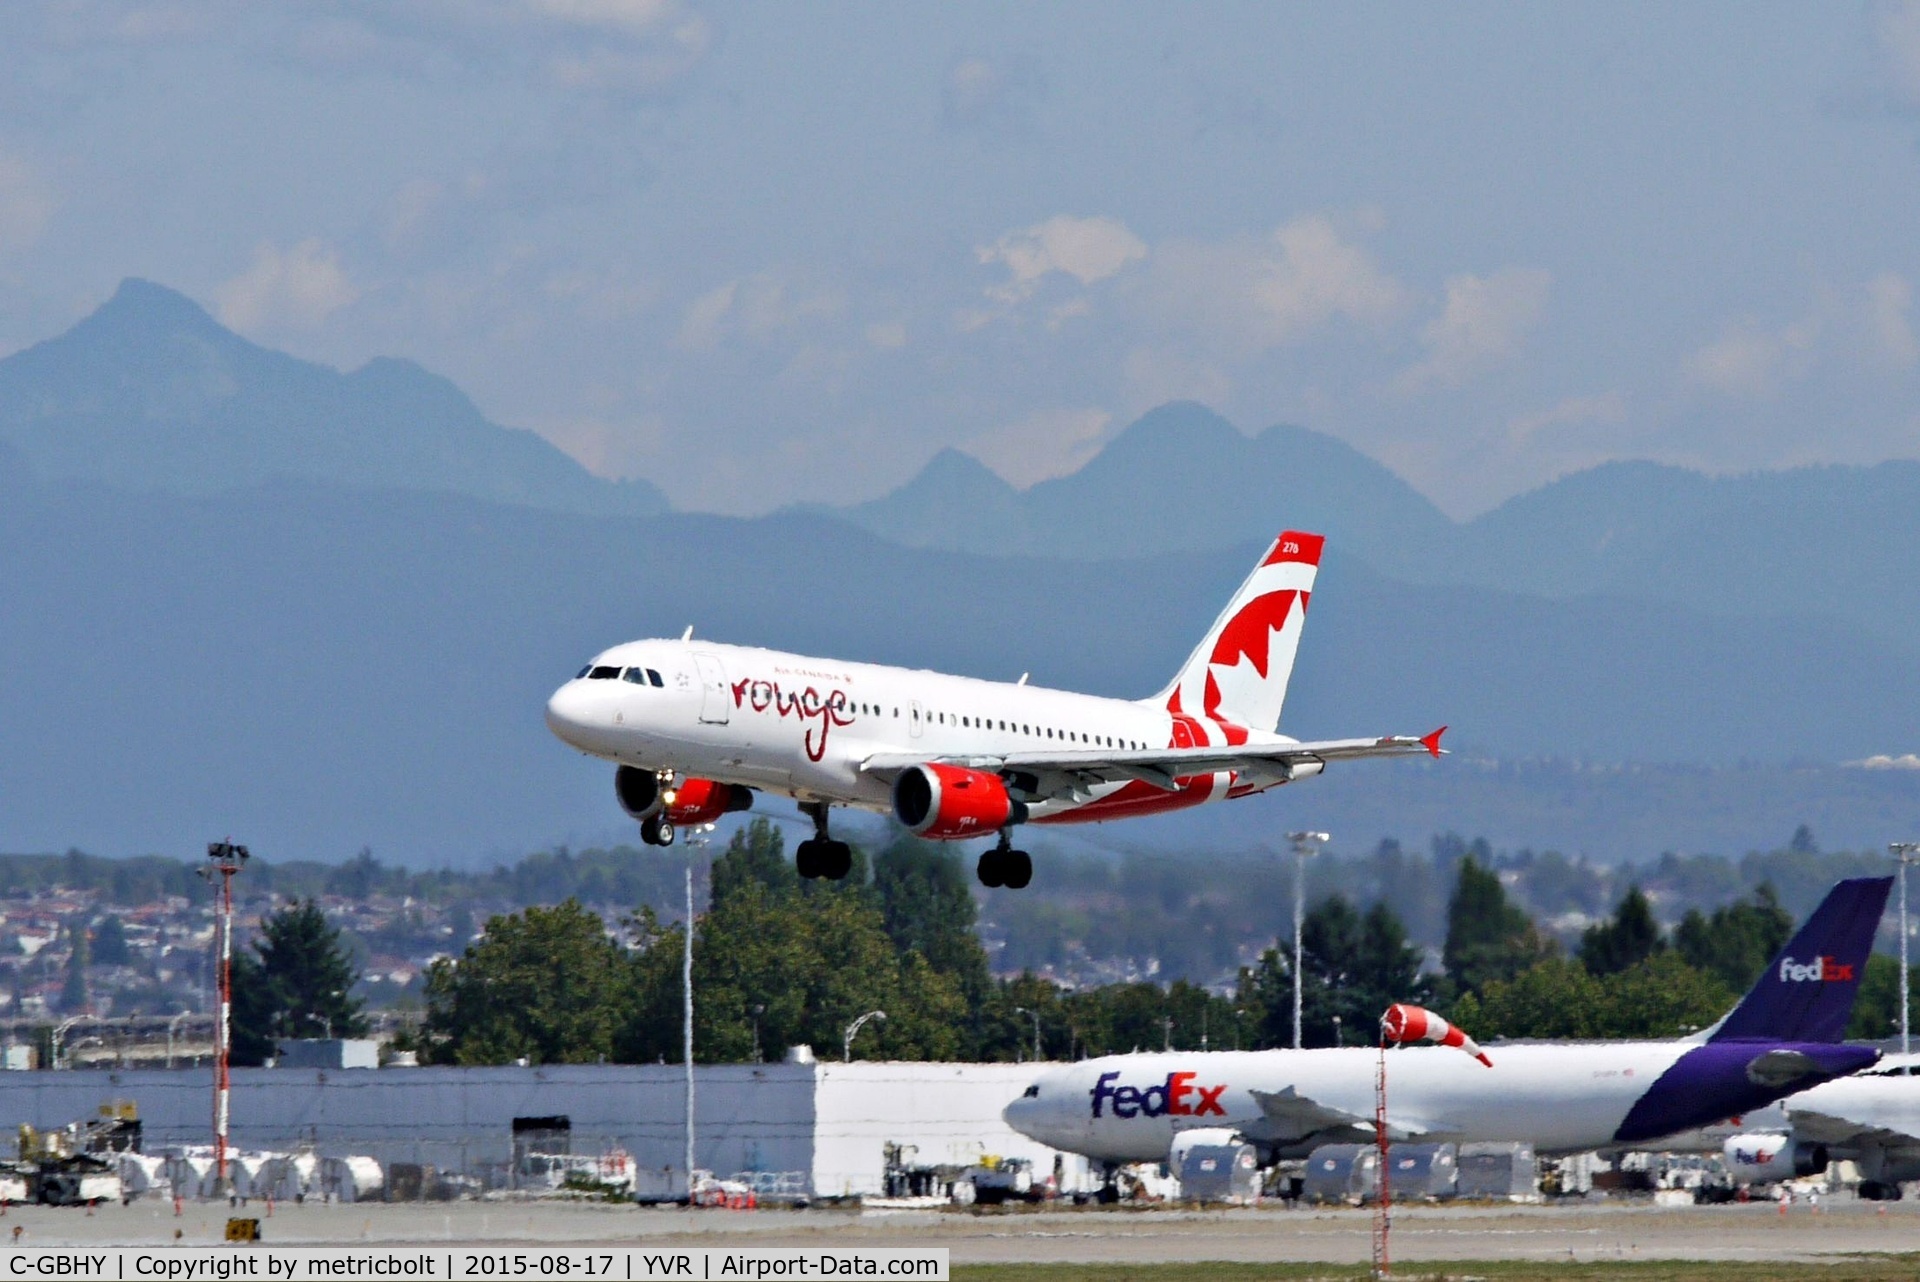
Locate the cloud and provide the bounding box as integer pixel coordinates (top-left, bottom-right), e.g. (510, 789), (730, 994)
(1848, 752), (1920, 770)
(865, 321), (907, 350)
(963, 407), (1114, 489)
(1397, 267), (1551, 392)
(675, 274), (844, 350)
(942, 55), (1046, 134)
(1506, 391), (1626, 445)
(1682, 314), (1820, 398)
(1148, 214), (1408, 352)
(0, 150), (55, 257)
(1121, 347), (1233, 416)
(978, 215), (1147, 305)
(1865, 273), (1920, 369)
(215, 239), (361, 332)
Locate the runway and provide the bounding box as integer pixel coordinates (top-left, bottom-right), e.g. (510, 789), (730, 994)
(4, 1198), (1919, 1267)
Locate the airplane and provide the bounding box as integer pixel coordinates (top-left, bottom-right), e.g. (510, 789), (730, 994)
(545, 531), (1443, 887)
(1682, 1055), (1920, 1199)
(1003, 877), (1892, 1162)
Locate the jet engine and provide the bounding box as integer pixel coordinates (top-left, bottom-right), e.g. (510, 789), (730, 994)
(662, 777), (754, 826)
(1722, 1133), (1828, 1184)
(891, 763), (1028, 839)
(614, 765), (664, 821)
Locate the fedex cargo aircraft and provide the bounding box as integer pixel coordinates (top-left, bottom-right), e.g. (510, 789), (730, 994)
(546, 532), (1441, 887)
(1004, 878), (1892, 1161)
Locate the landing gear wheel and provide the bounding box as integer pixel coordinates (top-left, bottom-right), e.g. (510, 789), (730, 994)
(822, 840), (853, 881)
(976, 849), (1005, 888)
(1002, 849), (1032, 889)
(641, 815), (676, 847)
(796, 839), (822, 879)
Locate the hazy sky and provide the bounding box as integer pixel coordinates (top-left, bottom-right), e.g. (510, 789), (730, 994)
(4, 2), (1920, 516)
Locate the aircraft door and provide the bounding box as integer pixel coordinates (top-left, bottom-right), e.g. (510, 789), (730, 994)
(693, 652), (731, 724)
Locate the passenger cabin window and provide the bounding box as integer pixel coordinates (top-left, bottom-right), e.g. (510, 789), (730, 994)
(588, 665), (620, 680)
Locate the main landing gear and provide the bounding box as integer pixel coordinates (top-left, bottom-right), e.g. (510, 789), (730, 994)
(795, 801), (853, 881)
(977, 830), (1032, 890)
(640, 815), (676, 847)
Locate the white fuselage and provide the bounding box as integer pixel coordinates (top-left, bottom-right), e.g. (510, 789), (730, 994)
(544, 639), (1294, 822)
(1004, 1046), (1700, 1161)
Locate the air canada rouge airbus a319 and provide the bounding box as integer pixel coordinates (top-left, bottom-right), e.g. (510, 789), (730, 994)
(545, 531), (1442, 887)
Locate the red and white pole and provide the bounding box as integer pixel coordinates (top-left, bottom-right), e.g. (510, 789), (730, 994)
(204, 842), (250, 1191)
(215, 863), (232, 1184)
(1373, 1037), (1390, 1280)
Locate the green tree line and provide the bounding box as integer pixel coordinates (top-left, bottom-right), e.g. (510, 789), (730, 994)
(411, 821), (1914, 1064)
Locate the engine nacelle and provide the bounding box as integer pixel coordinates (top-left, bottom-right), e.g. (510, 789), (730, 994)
(891, 763), (1028, 840)
(1168, 1128), (1243, 1168)
(614, 765), (663, 821)
(1723, 1133), (1828, 1184)
(663, 777), (754, 826)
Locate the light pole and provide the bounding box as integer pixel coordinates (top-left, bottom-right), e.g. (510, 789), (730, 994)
(52, 1015), (87, 1071)
(1894, 842), (1920, 1067)
(167, 1011), (192, 1069)
(199, 840), (249, 1189)
(1013, 1006), (1041, 1062)
(682, 823), (715, 1201)
(1287, 831), (1330, 1050)
(843, 1010), (886, 1062)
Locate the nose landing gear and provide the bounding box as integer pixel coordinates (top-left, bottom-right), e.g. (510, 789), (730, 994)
(977, 830), (1032, 889)
(795, 801), (853, 881)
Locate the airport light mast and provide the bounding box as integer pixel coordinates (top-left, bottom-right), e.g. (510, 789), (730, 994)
(683, 823), (715, 1203)
(201, 840), (249, 1188)
(1894, 842), (1919, 1067)
(1287, 832), (1329, 1049)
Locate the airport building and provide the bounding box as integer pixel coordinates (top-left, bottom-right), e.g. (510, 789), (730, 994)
(0, 1058), (1085, 1199)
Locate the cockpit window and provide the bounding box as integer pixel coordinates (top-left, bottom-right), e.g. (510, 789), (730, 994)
(576, 666), (592, 679)
(1022, 1085), (1040, 1098)
(622, 668), (648, 685)
(588, 665), (620, 680)
(648, 669), (664, 687)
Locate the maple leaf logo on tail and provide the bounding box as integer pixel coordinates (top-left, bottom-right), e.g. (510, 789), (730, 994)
(1153, 531), (1324, 734)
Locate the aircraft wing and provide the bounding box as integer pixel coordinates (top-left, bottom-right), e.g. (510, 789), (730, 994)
(860, 728), (1445, 799)
(1245, 1086), (1443, 1149)
(1785, 1106), (1911, 1152)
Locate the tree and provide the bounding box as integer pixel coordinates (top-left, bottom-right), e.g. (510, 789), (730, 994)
(1673, 883), (1794, 993)
(1443, 857), (1555, 996)
(424, 900), (631, 1065)
(710, 819), (794, 907)
(1580, 887), (1664, 976)
(1236, 896), (1428, 1049)
(1845, 953), (1920, 1042)
(1452, 952), (1733, 1041)
(872, 837), (994, 1047)
(621, 878), (967, 1065)
(59, 921), (88, 1014)
(90, 916), (132, 968)
(229, 951), (278, 1066)
(259, 900), (368, 1040)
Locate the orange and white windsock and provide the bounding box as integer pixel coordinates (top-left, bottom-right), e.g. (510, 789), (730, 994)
(1380, 1003), (1492, 1067)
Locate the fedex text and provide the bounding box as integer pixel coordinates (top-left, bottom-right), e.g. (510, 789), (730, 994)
(1090, 1071), (1228, 1120)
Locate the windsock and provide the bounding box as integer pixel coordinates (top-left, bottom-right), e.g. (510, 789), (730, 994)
(1380, 1003), (1492, 1067)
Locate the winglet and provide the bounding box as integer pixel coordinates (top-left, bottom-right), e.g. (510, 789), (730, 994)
(1420, 726), (1447, 758)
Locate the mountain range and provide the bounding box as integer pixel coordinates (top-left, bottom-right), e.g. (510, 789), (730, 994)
(0, 281), (1914, 864)
(0, 280), (666, 518)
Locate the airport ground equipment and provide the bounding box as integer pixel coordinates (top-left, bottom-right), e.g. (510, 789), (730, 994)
(1457, 1142), (1540, 1200)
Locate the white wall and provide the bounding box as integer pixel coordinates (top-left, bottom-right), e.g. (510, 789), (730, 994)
(0, 1062), (1085, 1196)
(812, 1062), (1091, 1197)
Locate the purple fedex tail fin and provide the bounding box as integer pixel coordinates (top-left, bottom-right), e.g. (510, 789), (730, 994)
(1708, 876), (1892, 1044)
